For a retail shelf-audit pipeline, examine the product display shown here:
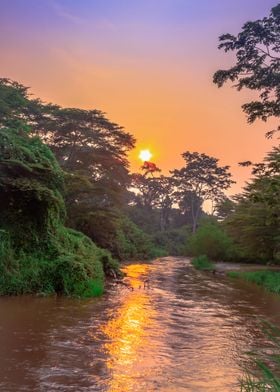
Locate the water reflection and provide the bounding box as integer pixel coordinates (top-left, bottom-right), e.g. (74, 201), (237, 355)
(1, 259), (280, 391)
(101, 264), (156, 391)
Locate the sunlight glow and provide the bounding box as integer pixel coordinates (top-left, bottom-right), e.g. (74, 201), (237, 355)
(98, 264), (156, 391)
(139, 149), (152, 162)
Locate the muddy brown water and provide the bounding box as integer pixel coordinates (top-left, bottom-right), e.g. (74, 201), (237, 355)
(1, 257), (280, 391)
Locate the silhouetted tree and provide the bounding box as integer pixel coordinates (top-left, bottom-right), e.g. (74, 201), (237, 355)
(171, 151), (234, 233)
(213, 4), (280, 138)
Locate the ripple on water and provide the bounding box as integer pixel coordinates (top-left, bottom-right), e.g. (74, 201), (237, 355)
(0, 258), (280, 391)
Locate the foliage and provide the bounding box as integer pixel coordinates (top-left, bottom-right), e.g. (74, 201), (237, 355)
(213, 4), (280, 138)
(240, 322), (280, 391)
(153, 226), (191, 256)
(0, 78), (137, 262)
(36, 106), (135, 210)
(215, 197), (236, 221)
(224, 147), (280, 263)
(0, 121), (117, 297)
(191, 255), (215, 271)
(130, 173), (174, 231)
(68, 206), (166, 261)
(114, 214), (167, 260)
(228, 270), (280, 295)
(187, 220), (237, 261)
(171, 151), (234, 233)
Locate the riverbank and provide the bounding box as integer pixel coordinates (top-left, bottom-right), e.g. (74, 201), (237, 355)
(191, 257), (280, 295)
(228, 270), (280, 295)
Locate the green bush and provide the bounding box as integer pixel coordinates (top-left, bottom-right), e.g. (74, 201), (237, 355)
(191, 255), (215, 271)
(74, 210), (167, 261)
(187, 222), (237, 261)
(153, 226), (191, 256)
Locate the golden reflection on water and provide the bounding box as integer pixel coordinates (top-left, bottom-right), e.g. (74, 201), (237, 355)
(101, 264), (156, 391)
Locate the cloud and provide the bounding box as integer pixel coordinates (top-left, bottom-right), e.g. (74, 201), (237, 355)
(49, 0), (85, 24)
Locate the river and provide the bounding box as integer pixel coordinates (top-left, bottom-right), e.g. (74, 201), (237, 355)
(1, 257), (280, 391)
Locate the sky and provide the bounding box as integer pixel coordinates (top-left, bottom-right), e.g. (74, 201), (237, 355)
(0, 0), (278, 194)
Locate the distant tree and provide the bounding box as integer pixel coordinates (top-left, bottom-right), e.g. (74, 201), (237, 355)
(215, 197), (236, 221)
(130, 173), (173, 229)
(171, 152), (234, 233)
(176, 190), (204, 227)
(213, 4), (280, 138)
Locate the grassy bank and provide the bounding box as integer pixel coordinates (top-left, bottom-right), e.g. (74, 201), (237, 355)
(191, 255), (215, 271)
(228, 270), (280, 295)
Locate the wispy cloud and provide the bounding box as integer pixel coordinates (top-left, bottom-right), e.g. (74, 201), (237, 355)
(49, 0), (85, 24)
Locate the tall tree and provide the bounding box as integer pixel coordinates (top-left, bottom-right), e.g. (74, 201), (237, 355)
(171, 152), (234, 233)
(213, 4), (280, 138)
(224, 147), (280, 261)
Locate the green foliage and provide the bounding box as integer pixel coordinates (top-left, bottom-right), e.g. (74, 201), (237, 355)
(240, 322), (280, 391)
(153, 226), (191, 256)
(228, 270), (280, 295)
(114, 215), (165, 260)
(187, 221), (236, 261)
(224, 147), (280, 263)
(191, 255), (215, 271)
(0, 226), (112, 297)
(0, 121), (117, 297)
(74, 208), (166, 261)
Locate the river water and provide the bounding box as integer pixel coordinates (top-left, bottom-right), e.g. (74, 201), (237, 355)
(1, 257), (280, 391)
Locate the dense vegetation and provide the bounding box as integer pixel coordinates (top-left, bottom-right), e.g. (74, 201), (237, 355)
(0, 79), (150, 296)
(1, 5), (280, 299)
(0, 121), (115, 296)
(191, 255), (215, 271)
(214, 6), (280, 390)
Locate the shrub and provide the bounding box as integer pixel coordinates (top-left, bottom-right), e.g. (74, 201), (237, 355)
(153, 226), (191, 256)
(187, 222), (236, 261)
(191, 255), (215, 271)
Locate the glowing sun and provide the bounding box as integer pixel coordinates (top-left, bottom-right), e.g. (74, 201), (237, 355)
(139, 149), (153, 162)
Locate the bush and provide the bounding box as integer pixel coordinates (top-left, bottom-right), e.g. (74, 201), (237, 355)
(187, 222), (237, 261)
(74, 210), (167, 261)
(191, 255), (215, 271)
(0, 227), (116, 297)
(153, 226), (191, 256)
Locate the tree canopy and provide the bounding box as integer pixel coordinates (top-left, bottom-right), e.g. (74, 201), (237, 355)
(213, 4), (280, 137)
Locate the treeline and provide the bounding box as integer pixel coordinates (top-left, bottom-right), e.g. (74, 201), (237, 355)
(0, 75), (279, 299)
(130, 149), (280, 264)
(0, 77), (240, 298)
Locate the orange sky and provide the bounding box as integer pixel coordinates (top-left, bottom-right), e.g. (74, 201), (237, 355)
(0, 0), (277, 195)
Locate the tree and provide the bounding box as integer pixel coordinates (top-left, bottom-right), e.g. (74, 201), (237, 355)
(0, 79), (144, 259)
(213, 4), (280, 138)
(225, 147), (280, 262)
(0, 119), (115, 296)
(171, 152), (234, 233)
(215, 196), (236, 221)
